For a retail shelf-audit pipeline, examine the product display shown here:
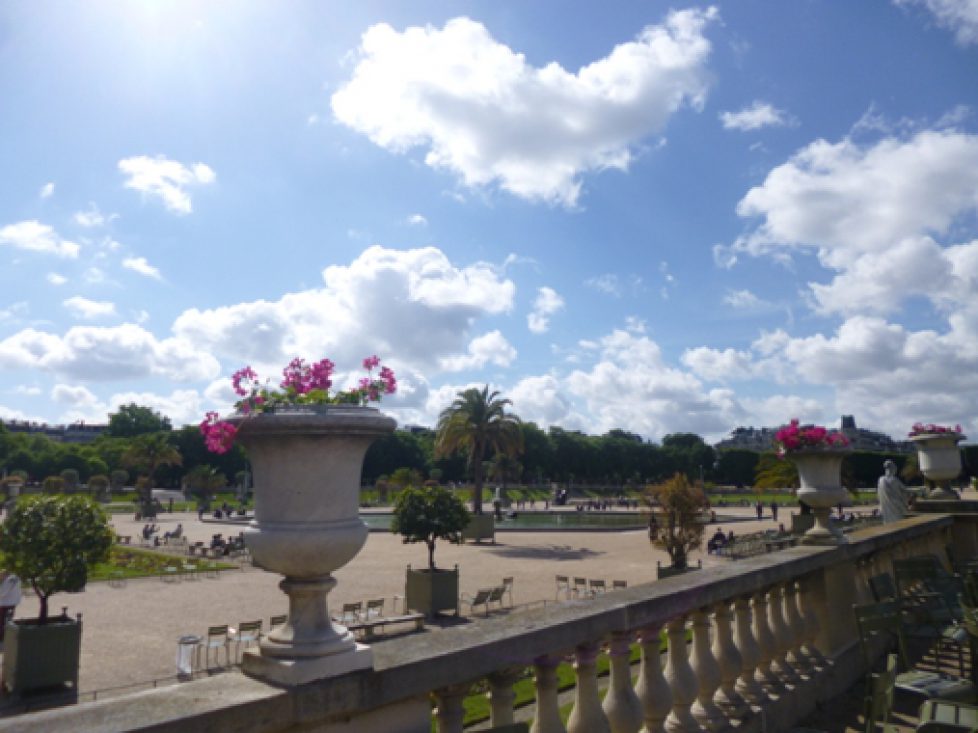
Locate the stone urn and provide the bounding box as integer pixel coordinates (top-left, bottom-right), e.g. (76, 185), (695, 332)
(911, 433), (966, 500)
(231, 405), (395, 685)
(789, 449), (851, 545)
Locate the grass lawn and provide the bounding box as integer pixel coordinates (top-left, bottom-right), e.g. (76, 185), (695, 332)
(89, 546), (236, 582)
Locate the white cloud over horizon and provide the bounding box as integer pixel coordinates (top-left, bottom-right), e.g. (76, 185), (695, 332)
(720, 101), (794, 131)
(331, 9), (718, 206)
(0, 220), (79, 258)
(118, 155), (216, 215)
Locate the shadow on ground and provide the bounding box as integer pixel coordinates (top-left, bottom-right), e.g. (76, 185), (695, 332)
(484, 544), (604, 561)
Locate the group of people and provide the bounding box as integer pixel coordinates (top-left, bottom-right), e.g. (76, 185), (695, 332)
(707, 528), (736, 554)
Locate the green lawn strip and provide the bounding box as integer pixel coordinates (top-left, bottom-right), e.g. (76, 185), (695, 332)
(459, 636), (664, 727)
(88, 546), (235, 581)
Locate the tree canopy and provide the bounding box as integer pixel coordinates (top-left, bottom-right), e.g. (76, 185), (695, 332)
(391, 485), (470, 570)
(107, 403), (172, 437)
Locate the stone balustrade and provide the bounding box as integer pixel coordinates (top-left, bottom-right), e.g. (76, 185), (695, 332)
(0, 513), (957, 733)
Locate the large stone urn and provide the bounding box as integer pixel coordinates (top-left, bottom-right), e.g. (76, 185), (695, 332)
(911, 433), (966, 500)
(789, 449), (851, 545)
(232, 405), (395, 685)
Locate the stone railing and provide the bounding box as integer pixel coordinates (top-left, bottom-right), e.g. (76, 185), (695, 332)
(0, 514), (956, 733)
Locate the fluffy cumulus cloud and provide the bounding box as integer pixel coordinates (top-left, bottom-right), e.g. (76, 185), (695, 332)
(118, 155), (216, 214)
(39, 182), (54, 199)
(719, 101), (794, 131)
(51, 383), (98, 406)
(0, 324), (219, 382)
(63, 296), (117, 320)
(0, 220), (79, 258)
(527, 286), (565, 334)
(332, 9), (717, 206)
(172, 245), (516, 375)
(439, 330), (517, 371)
(73, 203), (110, 228)
(122, 256), (162, 280)
(549, 329), (744, 439)
(896, 0), (978, 45)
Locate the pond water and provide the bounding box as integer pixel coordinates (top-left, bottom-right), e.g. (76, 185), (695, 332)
(360, 511), (646, 532)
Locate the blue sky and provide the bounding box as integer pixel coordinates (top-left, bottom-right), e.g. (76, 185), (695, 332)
(1, 0), (977, 442)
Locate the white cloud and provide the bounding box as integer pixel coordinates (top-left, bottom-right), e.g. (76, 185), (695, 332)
(47, 273), (68, 286)
(51, 383), (98, 406)
(732, 130), (978, 262)
(63, 296), (117, 320)
(406, 213), (428, 226)
(896, 0), (978, 45)
(723, 289), (763, 309)
(0, 220), (80, 258)
(0, 324), (219, 382)
(720, 101), (794, 131)
(73, 203), (109, 228)
(118, 155), (216, 214)
(14, 385), (41, 396)
(172, 245), (515, 374)
(122, 256), (162, 280)
(39, 182), (54, 199)
(527, 286), (565, 334)
(585, 274), (623, 297)
(509, 374), (580, 428)
(681, 346), (755, 381)
(332, 9), (718, 206)
(439, 330), (517, 371)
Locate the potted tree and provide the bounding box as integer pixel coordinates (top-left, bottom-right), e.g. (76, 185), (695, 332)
(392, 485), (470, 616)
(646, 473), (708, 578)
(0, 494), (113, 697)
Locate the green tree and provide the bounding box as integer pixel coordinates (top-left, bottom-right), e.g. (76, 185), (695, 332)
(435, 386), (523, 515)
(646, 473), (708, 570)
(0, 495), (113, 622)
(391, 485), (470, 570)
(184, 465), (226, 505)
(121, 433), (182, 512)
(59, 468), (80, 492)
(107, 403), (172, 437)
(753, 453), (799, 490)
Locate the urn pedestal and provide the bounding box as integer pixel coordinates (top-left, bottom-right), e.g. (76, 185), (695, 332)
(910, 433), (966, 500)
(790, 450), (850, 546)
(233, 406), (395, 685)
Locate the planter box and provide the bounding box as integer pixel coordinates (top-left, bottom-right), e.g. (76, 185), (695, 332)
(461, 513), (495, 544)
(3, 616), (81, 695)
(656, 560), (702, 580)
(405, 566), (459, 617)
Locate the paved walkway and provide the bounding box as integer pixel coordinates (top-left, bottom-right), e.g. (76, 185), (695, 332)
(6, 501), (864, 697)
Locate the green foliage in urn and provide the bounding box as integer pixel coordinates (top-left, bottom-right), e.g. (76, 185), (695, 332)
(391, 485), (470, 570)
(0, 495), (113, 623)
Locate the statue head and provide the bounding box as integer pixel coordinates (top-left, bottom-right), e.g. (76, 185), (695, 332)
(883, 459), (897, 476)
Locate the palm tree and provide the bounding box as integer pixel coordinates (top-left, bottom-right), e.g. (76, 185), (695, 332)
(435, 386), (523, 515)
(122, 433), (182, 515)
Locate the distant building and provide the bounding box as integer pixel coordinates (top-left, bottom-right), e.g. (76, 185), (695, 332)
(715, 416), (912, 453)
(1, 420), (107, 444)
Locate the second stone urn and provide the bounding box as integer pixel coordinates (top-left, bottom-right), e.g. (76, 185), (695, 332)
(789, 449), (851, 545)
(232, 405), (395, 685)
(910, 432), (966, 500)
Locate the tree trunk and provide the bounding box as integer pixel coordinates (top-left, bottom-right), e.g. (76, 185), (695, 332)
(471, 444), (484, 515)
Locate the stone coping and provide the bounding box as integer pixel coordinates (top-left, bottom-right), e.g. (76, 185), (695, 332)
(0, 513), (951, 732)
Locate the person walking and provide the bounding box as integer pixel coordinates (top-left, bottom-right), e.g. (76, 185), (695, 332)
(755, 500), (763, 520)
(770, 501), (779, 522)
(0, 570), (22, 642)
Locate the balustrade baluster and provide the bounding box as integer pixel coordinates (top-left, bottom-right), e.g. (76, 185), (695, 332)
(531, 654), (567, 733)
(602, 631), (643, 733)
(783, 581), (809, 675)
(767, 584), (798, 683)
(567, 641), (611, 733)
(635, 624), (672, 733)
(488, 666), (525, 727)
(433, 682), (471, 733)
(690, 608), (727, 730)
(712, 600), (748, 716)
(752, 592), (781, 691)
(733, 596), (765, 704)
(664, 616), (700, 732)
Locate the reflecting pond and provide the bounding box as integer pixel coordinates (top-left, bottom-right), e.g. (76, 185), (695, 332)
(361, 511), (646, 532)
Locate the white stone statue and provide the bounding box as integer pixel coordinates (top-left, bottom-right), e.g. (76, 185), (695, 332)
(878, 459), (910, 523)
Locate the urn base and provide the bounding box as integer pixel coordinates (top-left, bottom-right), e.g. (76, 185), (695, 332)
(242, 643), (373, 685)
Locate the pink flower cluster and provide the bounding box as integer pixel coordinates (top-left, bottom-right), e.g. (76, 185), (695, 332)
(200, 411), (237, 454)
(909, 423), (963, 437)
(774, 418), (849, 456)
(200, 355), (397, 453)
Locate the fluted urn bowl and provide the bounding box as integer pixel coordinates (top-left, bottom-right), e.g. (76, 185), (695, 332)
(230, 405), (395, 684)
(789, 448), (851, 545)
(910, 433), (966, 499)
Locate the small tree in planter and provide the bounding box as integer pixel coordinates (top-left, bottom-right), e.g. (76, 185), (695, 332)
(392, 485), (470, 615)
(645, 473), (708, 573)
(0, 495), (113, 695)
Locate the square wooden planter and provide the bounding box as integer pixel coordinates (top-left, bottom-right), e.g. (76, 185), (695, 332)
(461, 513), (495, 544)
(3, 616), (81, 696)
(405, 566), (459, 617)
